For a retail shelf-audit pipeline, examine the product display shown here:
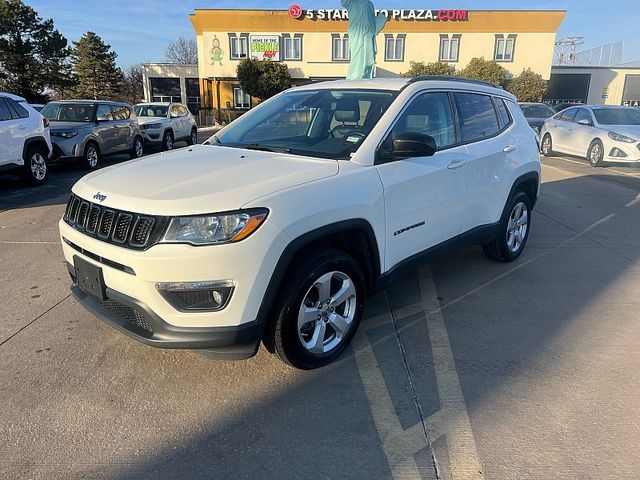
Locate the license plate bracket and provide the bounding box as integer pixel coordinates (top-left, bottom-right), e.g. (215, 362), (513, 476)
(74, 255), (106, 300)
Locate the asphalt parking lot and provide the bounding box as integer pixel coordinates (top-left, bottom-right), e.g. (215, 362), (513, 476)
(1, 141), (639, 479)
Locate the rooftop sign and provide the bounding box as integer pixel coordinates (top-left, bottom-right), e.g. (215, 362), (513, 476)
(288, 5), (468, 22)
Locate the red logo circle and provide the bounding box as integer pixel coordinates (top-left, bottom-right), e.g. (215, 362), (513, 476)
(289, 4), (303, 19)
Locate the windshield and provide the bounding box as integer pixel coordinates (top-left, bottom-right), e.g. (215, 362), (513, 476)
(520, 104), (555, 118)
(593, 108), (640, 126)
(212, 88), (397, 160)
(134, 105), (168, 117)
(41, 103), (96, 122)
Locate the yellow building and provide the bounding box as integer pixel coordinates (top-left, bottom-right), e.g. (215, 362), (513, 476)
(187, 7), (565, 120)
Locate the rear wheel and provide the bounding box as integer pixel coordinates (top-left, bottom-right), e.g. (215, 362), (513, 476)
(588, 140), (604, 167)
(268, 249), (365, 369)
(129, 136), (144, 159)
(187, 128), (197, 146)
(541, 133), (553, 157)
(162, 131), (174, 151)
(83, 143), (100, 170)
(21, 146), (48, 186)
(483, 191), (531, 263)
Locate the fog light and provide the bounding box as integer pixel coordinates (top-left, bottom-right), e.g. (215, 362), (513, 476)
(609, 147), (628, 158)
(156, 280), (235, 312)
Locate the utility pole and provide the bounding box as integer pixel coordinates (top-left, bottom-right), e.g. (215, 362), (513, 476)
(554, 36), (584, 65)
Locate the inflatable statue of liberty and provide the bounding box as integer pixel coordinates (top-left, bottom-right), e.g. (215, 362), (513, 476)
(341, 0), (388, 79)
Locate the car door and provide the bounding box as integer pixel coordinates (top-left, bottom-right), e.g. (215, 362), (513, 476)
(0, 97), (22, 166)
(457, 93), (514, 233)
(572, 108), (597, 157)
(170, 104), (184, 139)
(375, 91), (469, 269)
(111, 105), (136, 152)
(94, 104), (118, 154)
(551, 107), (579, 153)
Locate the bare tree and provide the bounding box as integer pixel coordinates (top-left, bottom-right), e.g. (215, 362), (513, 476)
(165, 37), (198, 64)
(119, 63), (144, 104)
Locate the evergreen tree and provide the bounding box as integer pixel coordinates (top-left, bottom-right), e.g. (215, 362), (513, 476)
(0, 0), (74, 101)
(71, 32), (123, 100)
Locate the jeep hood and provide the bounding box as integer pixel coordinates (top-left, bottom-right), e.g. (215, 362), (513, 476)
(72, 145), (339, 216)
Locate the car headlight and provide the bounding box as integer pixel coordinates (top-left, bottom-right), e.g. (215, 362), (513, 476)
(161, 209), (268, 245)
(52, 130), (78, 138)
(142, 123), (163, 130)
(608, 131), (636, 143)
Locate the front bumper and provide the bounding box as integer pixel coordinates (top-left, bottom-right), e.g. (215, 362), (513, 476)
(69, 278), (264, 359)
(51, 140), (82, 161)
(142, 130), (163, 144)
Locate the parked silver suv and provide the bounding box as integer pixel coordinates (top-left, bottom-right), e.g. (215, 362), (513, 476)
(41, 100), (144, 170)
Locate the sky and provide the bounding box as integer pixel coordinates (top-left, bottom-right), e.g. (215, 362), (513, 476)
(26, 0), (640, 67)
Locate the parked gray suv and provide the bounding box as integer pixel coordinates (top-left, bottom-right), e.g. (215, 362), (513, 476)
(41, 100), (144, 170)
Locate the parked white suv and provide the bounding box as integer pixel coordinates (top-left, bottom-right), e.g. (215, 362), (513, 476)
(0, 92), (52, 185)
(60, 78), (540, 369)
(133, 102), (198, 150)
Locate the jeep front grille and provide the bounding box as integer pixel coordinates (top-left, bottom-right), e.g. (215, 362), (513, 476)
(64, 193), (167, 250)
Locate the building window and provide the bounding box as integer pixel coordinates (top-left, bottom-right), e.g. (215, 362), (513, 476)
(283, 34), (303, 61)
(150, 77), (181, 103)
(332, 34), (350, 62)
(385, 34), (406, 62)
(439, 35), (460, 62)
(233, 88), (250, 109)
(229, 33), (249, 60)
(494, 34), (516, 62)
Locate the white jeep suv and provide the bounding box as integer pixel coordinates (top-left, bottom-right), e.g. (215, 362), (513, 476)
(133, 102), (198, 150)
(60, 78), (540, 369)
(0, 92), (52, 185)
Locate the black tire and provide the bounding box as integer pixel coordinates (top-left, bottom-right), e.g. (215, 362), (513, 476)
(587, 139), (605, 167)
(541, 133), (553, 157)
(162, 130), (174, 151)
(83, 142), (100, 170)
(187, 128), (197, 146)
(20, 145), (48, 186)
(268, 249), (365, 369)
(483, 191), (532, 263)
(129, 136), (144, 159)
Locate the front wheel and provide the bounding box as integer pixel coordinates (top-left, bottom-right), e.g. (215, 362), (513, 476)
(162, 131), (174, 151)
(268, 249), (365, 369)
(21, 146), (48, 186)
(588, 140), (604, 167)
(83, 143), (100, 170)
(483, 191), (532, 262)
(187, 128), (197, 146)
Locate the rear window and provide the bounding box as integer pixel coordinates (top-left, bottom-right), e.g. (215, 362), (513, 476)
(6, 98), (30, 119)
(454, 92), (500, 142)
(494, 98), (512, 129)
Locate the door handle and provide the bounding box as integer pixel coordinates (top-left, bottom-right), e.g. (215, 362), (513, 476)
(447, 159), (467, 170)
(17, 125), (27, 130)
(503, 145), (518, 153)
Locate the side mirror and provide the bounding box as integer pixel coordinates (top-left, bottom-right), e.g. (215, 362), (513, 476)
(577, 119), (591, 126)
(392, 132), (437, 158)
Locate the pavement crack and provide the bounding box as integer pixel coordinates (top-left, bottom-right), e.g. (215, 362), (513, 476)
(0, 294), (70, 348)
(385, 291), (441, 480)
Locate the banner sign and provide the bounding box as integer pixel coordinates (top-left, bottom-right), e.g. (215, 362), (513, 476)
(250, 35), (280, 61)
(288, 5), (468, 22)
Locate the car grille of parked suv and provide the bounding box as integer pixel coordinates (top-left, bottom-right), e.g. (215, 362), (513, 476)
(64, 194), (168, 250)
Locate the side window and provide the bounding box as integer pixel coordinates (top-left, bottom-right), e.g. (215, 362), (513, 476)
(6, 98), (29, 119)
(111, 106), (131, 120)
(559, 108), (578, 122)
(96, 104), (114, 121)
(494, 97), (512, 130)
(178, 105), (189, 117)
(385, 92), (456, 151)
(575, 108), (593, 125)
(454, 92), (500, 142)
(0, 98), (12, 121)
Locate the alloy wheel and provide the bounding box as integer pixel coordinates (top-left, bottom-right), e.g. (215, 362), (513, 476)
(86, 146), (98, 168)
(135, 138), (143, 157)
(30, 153), (47, 181)
(297, 271), (358, 354)
(506, 201), (528, 253)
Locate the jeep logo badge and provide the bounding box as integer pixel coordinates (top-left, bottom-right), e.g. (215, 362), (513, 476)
(93, 192), (107, 202)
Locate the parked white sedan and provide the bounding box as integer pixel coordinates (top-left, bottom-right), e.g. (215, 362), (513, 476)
(133, 102), (198, 151)
(540, 105), (640, 166)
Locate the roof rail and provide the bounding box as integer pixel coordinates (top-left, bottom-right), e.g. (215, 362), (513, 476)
(405, 75), (502, 89)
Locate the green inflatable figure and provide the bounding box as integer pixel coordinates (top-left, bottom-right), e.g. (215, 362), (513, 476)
(341, 0), (388, 79)
(210, 35), (224, 66)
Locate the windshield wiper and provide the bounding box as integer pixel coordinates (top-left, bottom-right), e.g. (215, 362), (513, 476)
(241, 143), (290, 154)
